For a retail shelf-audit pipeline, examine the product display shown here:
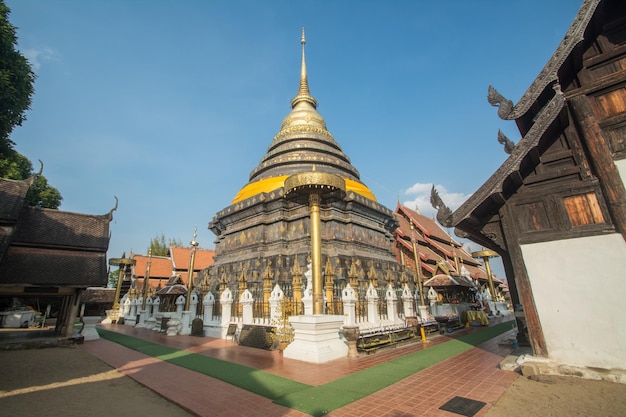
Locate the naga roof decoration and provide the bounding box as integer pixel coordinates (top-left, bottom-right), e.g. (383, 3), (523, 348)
(445, 92), (567, 227)
(487, 0), (600, 120)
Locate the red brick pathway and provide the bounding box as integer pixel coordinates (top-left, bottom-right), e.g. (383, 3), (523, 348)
(81, 320), (518, 417)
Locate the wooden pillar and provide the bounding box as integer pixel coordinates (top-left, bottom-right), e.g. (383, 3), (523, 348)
(501, 205), (548, 356)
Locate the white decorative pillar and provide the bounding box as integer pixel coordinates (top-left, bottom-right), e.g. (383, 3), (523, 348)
(302, 273), (313, 315)
(190, 292), (199, 318)
(366, 284), (380, 325)
(428, 287), (438, 307)
(122, 296), (131, 322)
(240, 289), (254, 325)
(203, 291), (215, 323)
(153, 297), (161, 315)
(180, 293), (198, 335)
(402, 284), (415, 318)
(386, 284), (399, 323)
(128, 298), (138, 323)
(220, 288), (233, 327)
(136, 295), (148, 327)
(175, 295), (185, 317)
(341, 283), (356, 326)
(81, 316), (101, 340)
(120, 294), (130, 316)
(144, 297), (156, 330)
(269, 284), (285, 322)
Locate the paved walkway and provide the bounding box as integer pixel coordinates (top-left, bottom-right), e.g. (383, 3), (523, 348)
(82, 319), (519, 417)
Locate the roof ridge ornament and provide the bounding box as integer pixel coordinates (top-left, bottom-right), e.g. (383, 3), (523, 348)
(487, 0), (600, 120)
(487, 85), (514, 120)
(429, 185), (453, 228)
(497, 129), (516, 154)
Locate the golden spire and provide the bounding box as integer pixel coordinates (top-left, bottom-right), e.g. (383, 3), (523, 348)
(291, 27), (317, 109)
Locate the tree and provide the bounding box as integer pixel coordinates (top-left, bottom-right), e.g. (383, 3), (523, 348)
(26, 174), (62, 208)
(0, 1), (62, 209)
(149, 233), (183, 257)
(107, 268), (118, 289)
(0, 0), (35, 147)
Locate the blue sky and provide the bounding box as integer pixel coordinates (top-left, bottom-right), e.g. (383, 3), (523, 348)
(7, 1), (582, 279)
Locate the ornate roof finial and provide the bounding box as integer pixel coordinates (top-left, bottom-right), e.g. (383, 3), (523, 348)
(291, 27), (317, 109)
(497, 129), (516, 154)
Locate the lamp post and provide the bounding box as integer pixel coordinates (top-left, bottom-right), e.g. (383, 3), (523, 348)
(108, 253), (136, 318)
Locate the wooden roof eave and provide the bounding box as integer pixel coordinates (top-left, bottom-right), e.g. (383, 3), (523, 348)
(492, 0), (599, 121)
(451, 94), (566, 231)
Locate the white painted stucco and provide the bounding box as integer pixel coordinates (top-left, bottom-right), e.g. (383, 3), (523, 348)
(521, 234), (626, 371)
(615, 159), (626, 188)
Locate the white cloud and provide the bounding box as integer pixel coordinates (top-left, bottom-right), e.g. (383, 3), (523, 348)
(402, 182), (470, 220)
(22, 47), (57, 71)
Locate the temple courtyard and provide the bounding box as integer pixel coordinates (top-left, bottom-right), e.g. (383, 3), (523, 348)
(1, 318), (624, 417)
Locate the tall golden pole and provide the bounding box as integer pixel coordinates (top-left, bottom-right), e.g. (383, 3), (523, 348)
(410, 220), (429, 343)
(184, 226), (199, 312)
(109, 254), (135, 311)
(141, 249), (152, 310)
(284, 170), (346, 316)
(410, 220), (426, 306)
(310, 193), (323, 314)
(472, 248), (499, 300)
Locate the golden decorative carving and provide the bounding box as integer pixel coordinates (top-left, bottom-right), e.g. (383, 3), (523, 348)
(284, 171), (346, 196)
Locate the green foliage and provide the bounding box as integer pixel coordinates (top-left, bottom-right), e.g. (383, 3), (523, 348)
(107, 268), (119, 289)
(0, 1), (62, 210)
(0, 0), (36, 146)
(0, 145), (30, 178)
(149, 233), (182, 256)
(25, 175), (62, 208)
(0, 147), (62, 209)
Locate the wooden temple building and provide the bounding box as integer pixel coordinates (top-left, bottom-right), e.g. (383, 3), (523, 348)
(434, 0), (626, 378)
(0, 175), (113, 336)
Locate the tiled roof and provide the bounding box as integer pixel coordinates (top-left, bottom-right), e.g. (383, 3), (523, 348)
(81, 288), (116, 303)
(170, 246), (215, 270)
(423, 274), (475, 288)
(395, 215), (426, 244)
(398, 205), (456, 243)
(0, 177), (31, 222)
(0, 246), (108, 287)
(463, 264), (488, 280)
(132, 255), (172, 279)
(0, 177), (112, 288)
(394, 204), (490, 280)
(156, 284), (187, 296)
(13, 207), (111, 250)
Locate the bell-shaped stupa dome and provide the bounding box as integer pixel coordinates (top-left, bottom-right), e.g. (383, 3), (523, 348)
(232, 28), (375, 204)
